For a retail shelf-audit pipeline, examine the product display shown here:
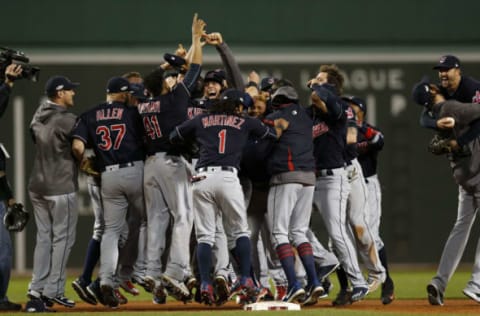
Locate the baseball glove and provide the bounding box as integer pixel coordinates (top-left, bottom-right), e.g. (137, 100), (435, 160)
(428, 134), (454, 155)
(80, 156), (100, 177)
(3, 203), (29, 232)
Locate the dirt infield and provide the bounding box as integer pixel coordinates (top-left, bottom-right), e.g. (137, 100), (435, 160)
(48, 299), (480, 314)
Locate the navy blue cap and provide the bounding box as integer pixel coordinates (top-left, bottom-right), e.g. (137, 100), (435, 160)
(411, 76), (432, 106)
(130, 83), (147, 101)
(260, 77), (277, 91)
(106, 77), (132, 93)
(164, 53), (186, 70)
(433, 55), (461, 70)
(220, 88), (246, 104)
(45, 75), (79, 94)
(204, 69), (226, 85)
(342, 95), (367, 114)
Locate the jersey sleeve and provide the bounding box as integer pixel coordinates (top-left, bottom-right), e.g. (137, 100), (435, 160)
(170, 116), (197, 143)
(71, 114), (90, 145)
(248, 117), (277, 140)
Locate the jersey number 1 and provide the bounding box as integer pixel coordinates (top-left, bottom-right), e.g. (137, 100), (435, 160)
(96, 124), (126, 151)
(218, 129), (226, 154)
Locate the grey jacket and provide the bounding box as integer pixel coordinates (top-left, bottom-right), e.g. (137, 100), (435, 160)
(432, 100), (480, 191)
(28, 101), (78, 195)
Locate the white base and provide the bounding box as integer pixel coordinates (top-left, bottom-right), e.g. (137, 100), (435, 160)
(244, 301), (301, 311)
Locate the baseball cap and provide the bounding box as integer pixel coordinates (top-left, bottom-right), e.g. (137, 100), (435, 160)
(130, 83), (147, 101)
(106, 77), (132, 93)
(220, 88), (246, 104)
(411, 76), (433, 106)
(260, 77), (277, 92)
(45, 75), (79, 94)
(342, 95), (367, 114)
(204, 69), (226, 85)
(271, 86), (299, 101)
(163, 53), (186, 71)
(433, 55), (461, 70)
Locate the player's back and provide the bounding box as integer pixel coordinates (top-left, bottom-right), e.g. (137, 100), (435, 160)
(84, 101), (145, 168)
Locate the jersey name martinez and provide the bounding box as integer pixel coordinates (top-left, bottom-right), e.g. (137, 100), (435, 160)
(201, 114), (245, 130)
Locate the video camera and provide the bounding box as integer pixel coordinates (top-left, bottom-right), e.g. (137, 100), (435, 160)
(0, 47), (40, 82)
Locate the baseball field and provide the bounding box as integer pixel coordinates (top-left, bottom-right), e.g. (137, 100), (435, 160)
(3, 267), (479, 315)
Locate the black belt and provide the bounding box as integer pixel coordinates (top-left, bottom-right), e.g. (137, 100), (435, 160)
(196, 166), (236, 173)
(102, 161), (135, 172)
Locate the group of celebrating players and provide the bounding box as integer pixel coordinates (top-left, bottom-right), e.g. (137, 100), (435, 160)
(20, 13), (397, 311)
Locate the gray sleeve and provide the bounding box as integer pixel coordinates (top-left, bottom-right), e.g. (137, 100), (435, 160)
(215, 42), (244, 89)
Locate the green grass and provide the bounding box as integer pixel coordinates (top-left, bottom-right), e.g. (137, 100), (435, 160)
(4, 268), (475, 315)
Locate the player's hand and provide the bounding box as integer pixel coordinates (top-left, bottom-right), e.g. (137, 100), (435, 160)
(192, 13), (207, 39)
(203, 32), (223, 45)
(248, 71), (260, 85)
(307, 77), (322, 89)
(437, 117), (455, 129)
(448, 139), (460, 151)
(4, 64), (23, 86)
(175, 44), (187, 58)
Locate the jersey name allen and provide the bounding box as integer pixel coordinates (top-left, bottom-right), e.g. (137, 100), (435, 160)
(96, 108), (124, 121)
(201, 114), (245, 130)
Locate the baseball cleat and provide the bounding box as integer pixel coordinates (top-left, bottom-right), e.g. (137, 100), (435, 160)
(427, 283), (444, 306)
(332, 289), (352, 306)
(162, 274), (191, 302)
(462, 288), (480, 303)
(351, 286), (369, 302)
(114, 289), (128, 305)
(87, 280), (106, 306)
(213, 275), (230, 306)
(381, 277), (395, 305)
(120, 280), (140, 296)
(100, 285), (119, 308)
(283, 283), (306, 303)
(72, 278), (97, 305)
(302, 284), (324, 306)
(200, 282), (215, 306)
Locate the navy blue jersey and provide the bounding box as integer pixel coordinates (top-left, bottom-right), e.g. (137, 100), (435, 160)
(240, 136), (274, 182)
(72, 101), (145, 169)
(357, 122), (384, 177)
(265, 103), (315, 175)
(187, 98), (207, 119)
(137, 83), (190, 155)
(172, 113), (274, 170)
(306, 104), (347, 170)
(441, 76), (480, 103)
(421, 76), (480, 129)
(344, 105), (358, 162)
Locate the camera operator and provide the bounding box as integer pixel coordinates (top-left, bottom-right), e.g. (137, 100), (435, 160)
(0, 63), (23, 311)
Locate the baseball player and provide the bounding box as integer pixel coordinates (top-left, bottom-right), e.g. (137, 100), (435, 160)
(0, 64), (23, 312)
(71, 76), (146, 308)
(414, 67), (480, 305)
(170, 89), (282, 305)
(420, 55), (480, 130)
(138, 14), (205, 304)
(26, 75), (80, 309)
(343, 100), (386, 293)
(305, 80), (368, 305)
(264, 84), (324, 305)
(72, 82), (148, 306)
(413, 77), (480, 305)
(346, 95), (395, 304)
